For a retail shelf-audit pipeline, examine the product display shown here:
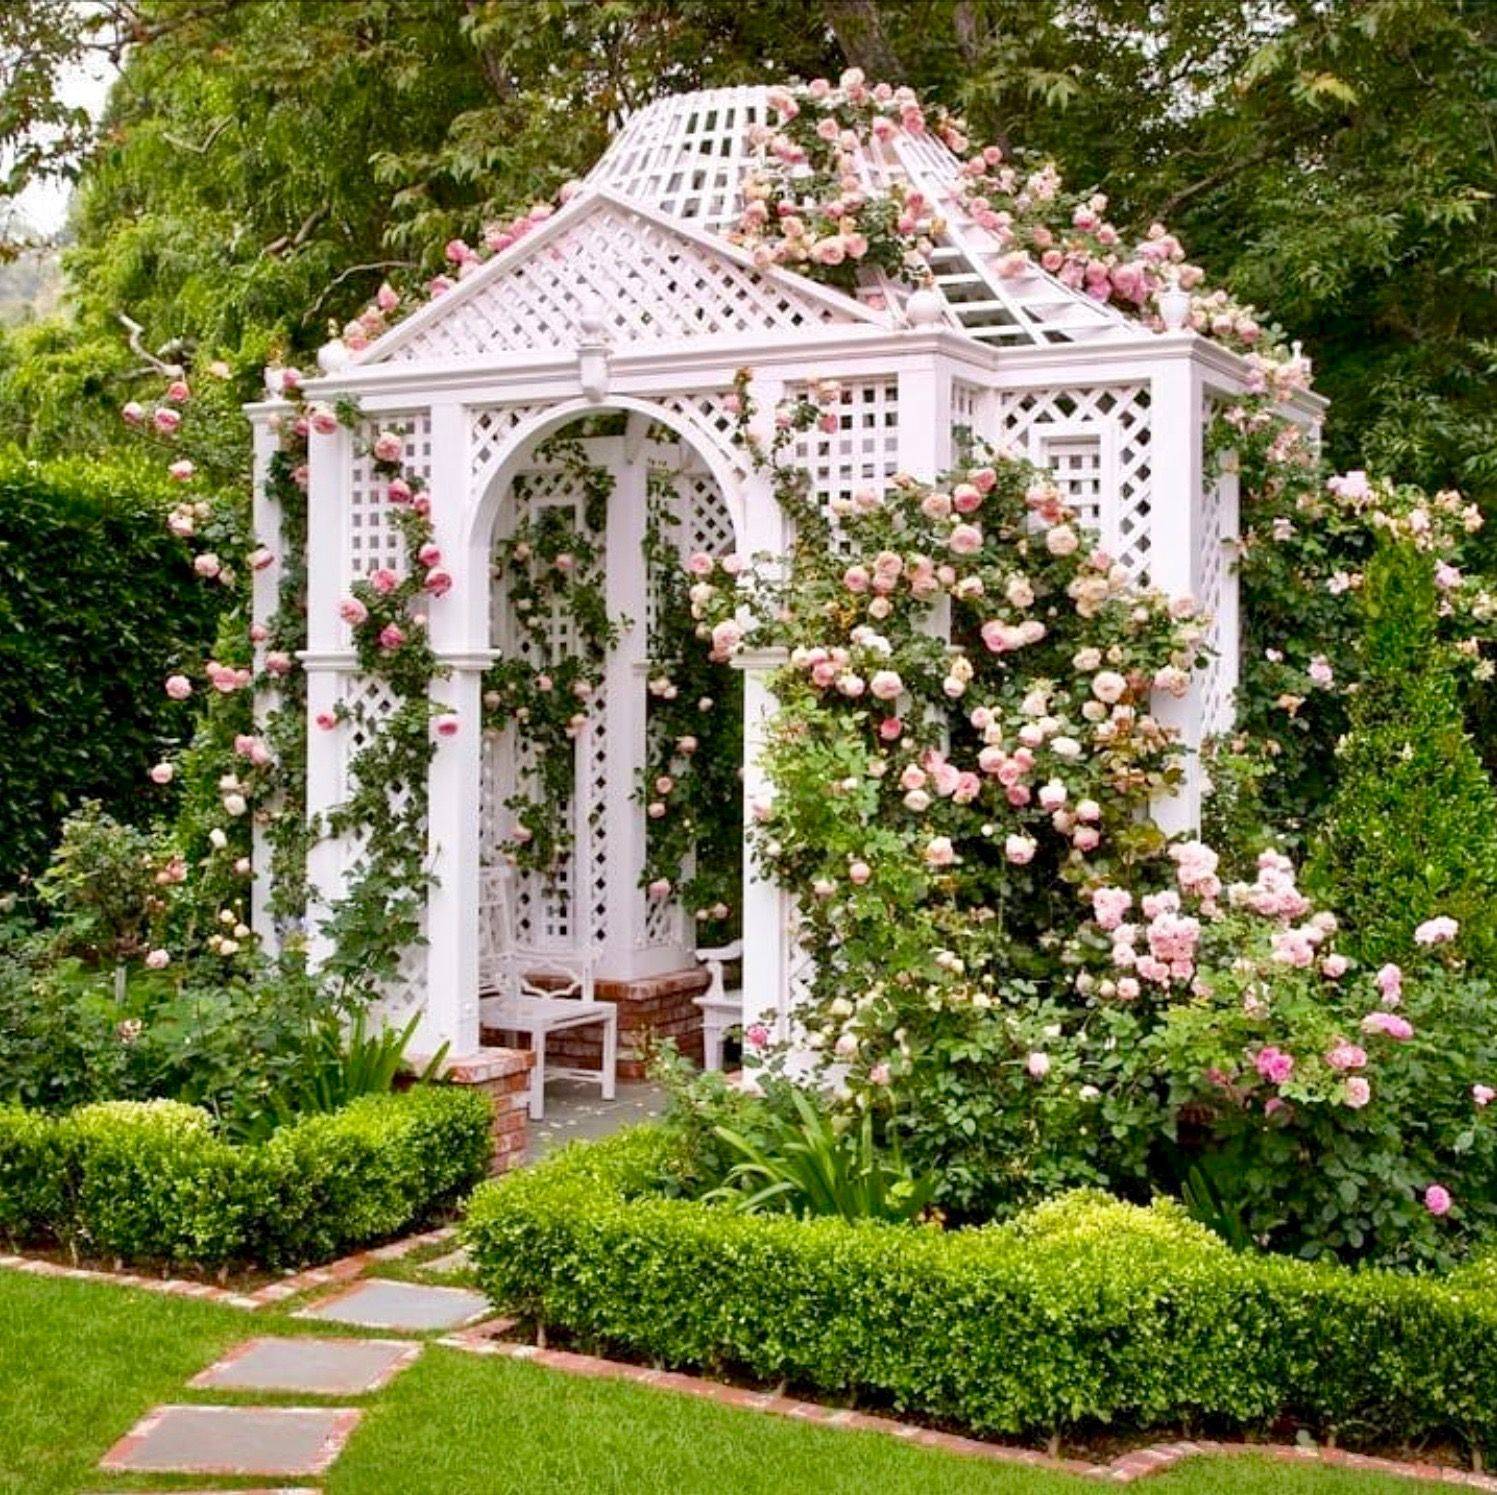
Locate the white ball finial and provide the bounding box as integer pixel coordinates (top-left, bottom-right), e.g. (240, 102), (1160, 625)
(906, 287), (944, 327)
(317, 338), (351, 374)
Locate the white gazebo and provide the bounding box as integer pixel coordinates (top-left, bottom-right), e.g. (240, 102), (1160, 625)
(246, 85), (1324, 1069)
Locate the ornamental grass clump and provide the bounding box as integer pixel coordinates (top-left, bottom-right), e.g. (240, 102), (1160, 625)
(1307, 527), (1497, 979)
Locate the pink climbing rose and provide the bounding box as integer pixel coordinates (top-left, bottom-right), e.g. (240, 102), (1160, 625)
(1254, 1046), (1294, 1086)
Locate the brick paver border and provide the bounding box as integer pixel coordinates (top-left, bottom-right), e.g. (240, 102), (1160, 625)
(0, 1225), (455, 1311)
(439, 1330), (1497, 1490)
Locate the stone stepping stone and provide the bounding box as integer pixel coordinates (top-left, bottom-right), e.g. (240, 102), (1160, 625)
(189, 1335), (421, 1395)
(296, 1277), (490, 1332)
(422, 1246), (472, 1276)
(99, 1404), (360, 1477)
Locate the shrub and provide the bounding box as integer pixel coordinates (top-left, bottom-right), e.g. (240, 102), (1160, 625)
(465, 1129), (1497, 1454)
(0, 1084), (491, 1268)
(1307, 538), (1497, 976)
(0, 453), (224, 889)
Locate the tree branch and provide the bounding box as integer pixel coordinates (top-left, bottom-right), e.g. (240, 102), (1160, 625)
(305, 260), (416, 319)
(116, 312), (183, 378)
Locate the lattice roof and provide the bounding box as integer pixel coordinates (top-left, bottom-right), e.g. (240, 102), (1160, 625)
(586, 86), (1134, 347)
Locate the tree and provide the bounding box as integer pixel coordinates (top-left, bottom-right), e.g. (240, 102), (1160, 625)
(1306, 536), (1497, 977)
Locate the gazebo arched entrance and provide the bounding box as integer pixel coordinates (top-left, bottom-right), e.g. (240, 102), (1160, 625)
(473, 407), (743, 1084)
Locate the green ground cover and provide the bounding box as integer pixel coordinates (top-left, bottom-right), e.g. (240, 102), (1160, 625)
(0, 1269), (1453, 1495)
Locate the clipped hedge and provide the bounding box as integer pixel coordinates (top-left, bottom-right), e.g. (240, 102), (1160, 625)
(465, 1128), (1497, 1454)
(0, 1084), (490, 1269)
(0, 452), (224, 888)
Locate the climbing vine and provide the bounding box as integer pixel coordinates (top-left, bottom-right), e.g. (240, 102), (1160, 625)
(638, 466), (744, 942)
(481, 438), (618, 876)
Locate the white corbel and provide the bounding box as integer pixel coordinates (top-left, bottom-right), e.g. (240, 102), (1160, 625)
(576, 298), (611, 401)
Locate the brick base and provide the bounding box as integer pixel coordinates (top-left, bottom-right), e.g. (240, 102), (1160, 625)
(431, 1048), (534, 1174)
(483, 966), (710, 1082)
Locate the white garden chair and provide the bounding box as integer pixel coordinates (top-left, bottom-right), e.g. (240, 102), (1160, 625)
(694, 940), (743, 1072)
(477, 865), (616, 1120)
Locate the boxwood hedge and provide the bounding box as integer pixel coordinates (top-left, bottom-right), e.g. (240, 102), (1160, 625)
(465, 1127), (1497, 1454)
(0, 1083), (490, 1268)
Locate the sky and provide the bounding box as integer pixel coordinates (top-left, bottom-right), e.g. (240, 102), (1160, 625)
(13, 52), (118, 237)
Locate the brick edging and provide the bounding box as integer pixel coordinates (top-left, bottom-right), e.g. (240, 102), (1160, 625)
(438, 1330), (1497, 1489)
(0, 1225), (455, 1311)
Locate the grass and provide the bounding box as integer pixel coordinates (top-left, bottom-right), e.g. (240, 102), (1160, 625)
(0, 1268), (1453, 1494)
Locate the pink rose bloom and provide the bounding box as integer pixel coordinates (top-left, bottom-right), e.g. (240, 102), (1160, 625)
(433, 713), (460, 737)
(1376, 963), (1403, 1003)
(418, 543), (442, 568)
(1005, 834), (1036, 866)
(165, 379), (190, 403)
(1424, 1184), (1452, 1217)
(339, 596), (369, 626)
(948, 523), (983, 555)
(370, 567), (399, 594)
(1344, 1077), (1371, 1109)
(121, 401), (145, 426)
(248, 547), (275, 571)
(1326, 1041), (1367, 1072)
(152, 407), (181, 434)
(1414, 916), (1459, 946)
(878, 717), (903, 741)
(924, 836), (956, 868)
(843, 564), (870, 592)
(647, 877), (672, 900)
(424, 568), (453, 597)
(379, 623), (406, 651)
(148, 762), (174, 785)
(869, 670), (903, 702)
(1026, 1051), (1051, 1079)
(264, 651), (293, 676)
(1254, 1046), (1294, 1086)
(848, 860), (871, 886)
(1473, 1084), (1495, 1108)
(309, 404), (339, 435)
(1073, 826), (1101, 852)
(1361, 1011), (1414, 1041)
(372, 430), (405, 463)
(168, 459), (195, 483)
(144, 948), (171, 970)
(165, 674), (192, 701)
(1045, 524), (1079, 557)
(388, 477), (413, 504)
(315, 711), (337, 731)
(745, 1023), (770, 1049)
(1321, 953), (1349, 978)
(869, 1062), (891, 1086)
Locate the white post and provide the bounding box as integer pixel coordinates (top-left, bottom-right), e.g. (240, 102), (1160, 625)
(599, 431), (654, 978)
(249, 411), (286, 949)
(423, 401), (485, 1056)
(301, 421), (353, 967)
(1147, 349), (1206, 833)
(1212, 448), (1241, 736)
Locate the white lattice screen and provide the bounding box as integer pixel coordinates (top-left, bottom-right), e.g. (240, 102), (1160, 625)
(794, 379), (901, 517)
(999, 384), (1152, 578)
(1197, 398), (1236, 735)
(346, 411), (432, 590)
(388, 202), (860, 365)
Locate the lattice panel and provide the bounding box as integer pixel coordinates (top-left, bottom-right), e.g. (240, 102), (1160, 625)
(793, 379), (901, 520)
(387, 202), (862, 366)
(1038, 431), (1104, 534)
(1198, 396), (1235, 736)
(470, 403), (546, 499)
(998, 385), (1152, 578)
(346, 412), (431, 589)
(584, 713), (610, 952)
(951, 380), (988, 453)
(652, 390), (755, 484)
(587, 86), (772, 231)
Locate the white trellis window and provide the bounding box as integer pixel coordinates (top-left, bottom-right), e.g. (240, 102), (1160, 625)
(246, 85), (1324, 1066)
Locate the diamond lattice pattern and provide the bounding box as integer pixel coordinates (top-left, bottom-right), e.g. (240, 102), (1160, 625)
(386, 202), (863, 365)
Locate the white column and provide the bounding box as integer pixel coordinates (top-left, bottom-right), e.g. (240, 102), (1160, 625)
(423, 401), (485, 1056)
(734, 647), (790, 1056)
(1147, 350), (1206, 833)
(301, 421), (354, 966)
(423, 659), (485, 1056)
(249, 411), (286, 948)
(1213, 452), (1241, 735)
(896, 353), (954, 477)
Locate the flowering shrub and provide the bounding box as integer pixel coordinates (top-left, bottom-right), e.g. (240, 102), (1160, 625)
(689, 380), (1496, 1265)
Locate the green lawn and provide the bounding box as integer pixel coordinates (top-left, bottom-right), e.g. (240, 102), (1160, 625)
(0, 1268), (1451, 1495)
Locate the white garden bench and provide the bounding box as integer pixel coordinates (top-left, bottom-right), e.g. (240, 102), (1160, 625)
(478, 866), (617, 1120)
(695, 940), (743, 1072)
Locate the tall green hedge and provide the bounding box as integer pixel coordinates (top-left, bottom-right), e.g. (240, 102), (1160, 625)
(0, 1084), (491, 1268)
(1307, 539), (1497, 975)
(466, 1129), (1497, 1453)
(0, 453), (224, 888)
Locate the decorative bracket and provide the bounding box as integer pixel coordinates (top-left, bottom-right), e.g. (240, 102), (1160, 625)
(576, 298), (611, 402)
